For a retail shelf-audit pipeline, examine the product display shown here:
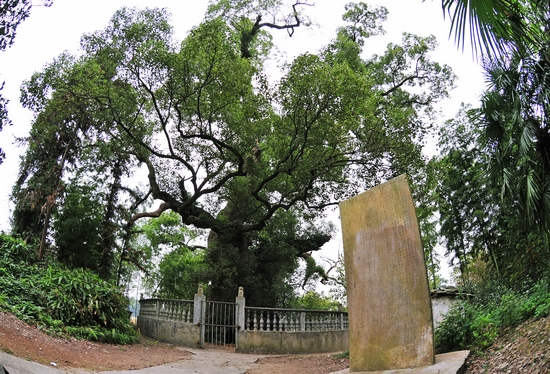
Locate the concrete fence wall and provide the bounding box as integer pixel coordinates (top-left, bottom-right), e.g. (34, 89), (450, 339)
(137, 315), (201, 348)
(137, 298), (201, 347)
(137, 287), (349, 354)
(237, 329), (349, 354)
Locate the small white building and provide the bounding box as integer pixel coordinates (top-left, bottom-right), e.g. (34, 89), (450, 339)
(431, 287), (473, 329)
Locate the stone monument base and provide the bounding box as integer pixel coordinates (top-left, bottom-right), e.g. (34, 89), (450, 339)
(330, 350), (470, 374)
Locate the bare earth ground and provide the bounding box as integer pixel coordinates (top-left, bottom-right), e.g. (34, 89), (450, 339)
(246, 354), (349, 374)
(0, 310), (349, 373)
(0, 311), (191, 371)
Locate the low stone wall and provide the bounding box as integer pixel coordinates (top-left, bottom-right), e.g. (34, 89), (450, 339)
(137, 293), (349, 354)
(237, 329), (348, 354)
(137, 315), (200, 348)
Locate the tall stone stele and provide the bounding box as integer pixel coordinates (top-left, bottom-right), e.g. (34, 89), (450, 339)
(339, 174), (434, 372)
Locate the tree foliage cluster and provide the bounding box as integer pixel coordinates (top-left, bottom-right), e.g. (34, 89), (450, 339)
(435, 0), (550, 287)
(7, 1), (454, 307)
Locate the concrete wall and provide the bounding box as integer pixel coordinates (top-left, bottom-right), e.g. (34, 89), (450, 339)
(237, 330), (348, 354)
(432, 296), (457, 329)
(137, 316), (200, 348)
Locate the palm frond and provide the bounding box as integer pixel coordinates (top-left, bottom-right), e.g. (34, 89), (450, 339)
(441, 0), (536, 58)
(518, 120), (537, 156)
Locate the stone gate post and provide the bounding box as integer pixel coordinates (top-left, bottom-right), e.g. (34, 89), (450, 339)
(236, 286), (246, 330)
(193, 284), (205, 325)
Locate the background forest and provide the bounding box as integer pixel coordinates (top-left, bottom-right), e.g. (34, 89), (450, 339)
(0, 0), (549, 354)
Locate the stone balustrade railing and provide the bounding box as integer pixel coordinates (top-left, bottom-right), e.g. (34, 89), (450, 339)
(139, 298), (194, 323)
(244, 307), (348, 332)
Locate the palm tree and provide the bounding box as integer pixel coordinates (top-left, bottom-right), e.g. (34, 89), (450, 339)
(441, 1), (550, 270)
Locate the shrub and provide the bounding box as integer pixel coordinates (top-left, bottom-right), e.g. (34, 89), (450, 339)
(435, 301), (476, 353)
(435, 279), (550, 353)
(0, 234), (139, 344)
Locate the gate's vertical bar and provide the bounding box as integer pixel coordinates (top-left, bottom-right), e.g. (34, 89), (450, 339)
(235, 303), (239, 350)
(209, 301), (213, 345)
(222, 302), (226, 347)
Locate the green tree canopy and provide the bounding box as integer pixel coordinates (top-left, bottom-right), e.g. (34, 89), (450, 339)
(12, 3), (455, 301)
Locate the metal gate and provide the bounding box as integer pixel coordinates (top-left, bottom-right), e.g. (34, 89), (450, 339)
(200, 300), (238, 349)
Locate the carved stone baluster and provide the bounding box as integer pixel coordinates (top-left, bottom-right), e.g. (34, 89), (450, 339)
(316, 313), (321, 331)
(253, 310), (258, 330)
(315, 312), (319, 330)
(260, 311), (265, 331)
(184, 303), (189, 322)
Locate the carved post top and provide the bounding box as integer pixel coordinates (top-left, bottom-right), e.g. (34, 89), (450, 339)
(197, 284), (204, 295)
(238, 286), (244, 297)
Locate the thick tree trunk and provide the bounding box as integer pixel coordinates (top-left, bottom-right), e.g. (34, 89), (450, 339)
(98, 160), (123, 280)
(38, 139), (73, 261)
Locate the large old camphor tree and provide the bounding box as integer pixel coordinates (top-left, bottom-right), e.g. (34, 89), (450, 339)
(11, 1), (455, 303)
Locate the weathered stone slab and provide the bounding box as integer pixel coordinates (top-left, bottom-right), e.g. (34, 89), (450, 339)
(339, 175), (434, 372)
(330, 351), (470, 374)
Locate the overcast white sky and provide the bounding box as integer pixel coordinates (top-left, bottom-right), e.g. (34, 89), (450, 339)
(0, 0), (485, 281)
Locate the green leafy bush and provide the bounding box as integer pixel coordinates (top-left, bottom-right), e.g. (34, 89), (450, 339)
(435, 279), (550, 353)
(0, 234), (139, 344)
(471, 312), (498, 349)
(435, 301), (476, 352)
